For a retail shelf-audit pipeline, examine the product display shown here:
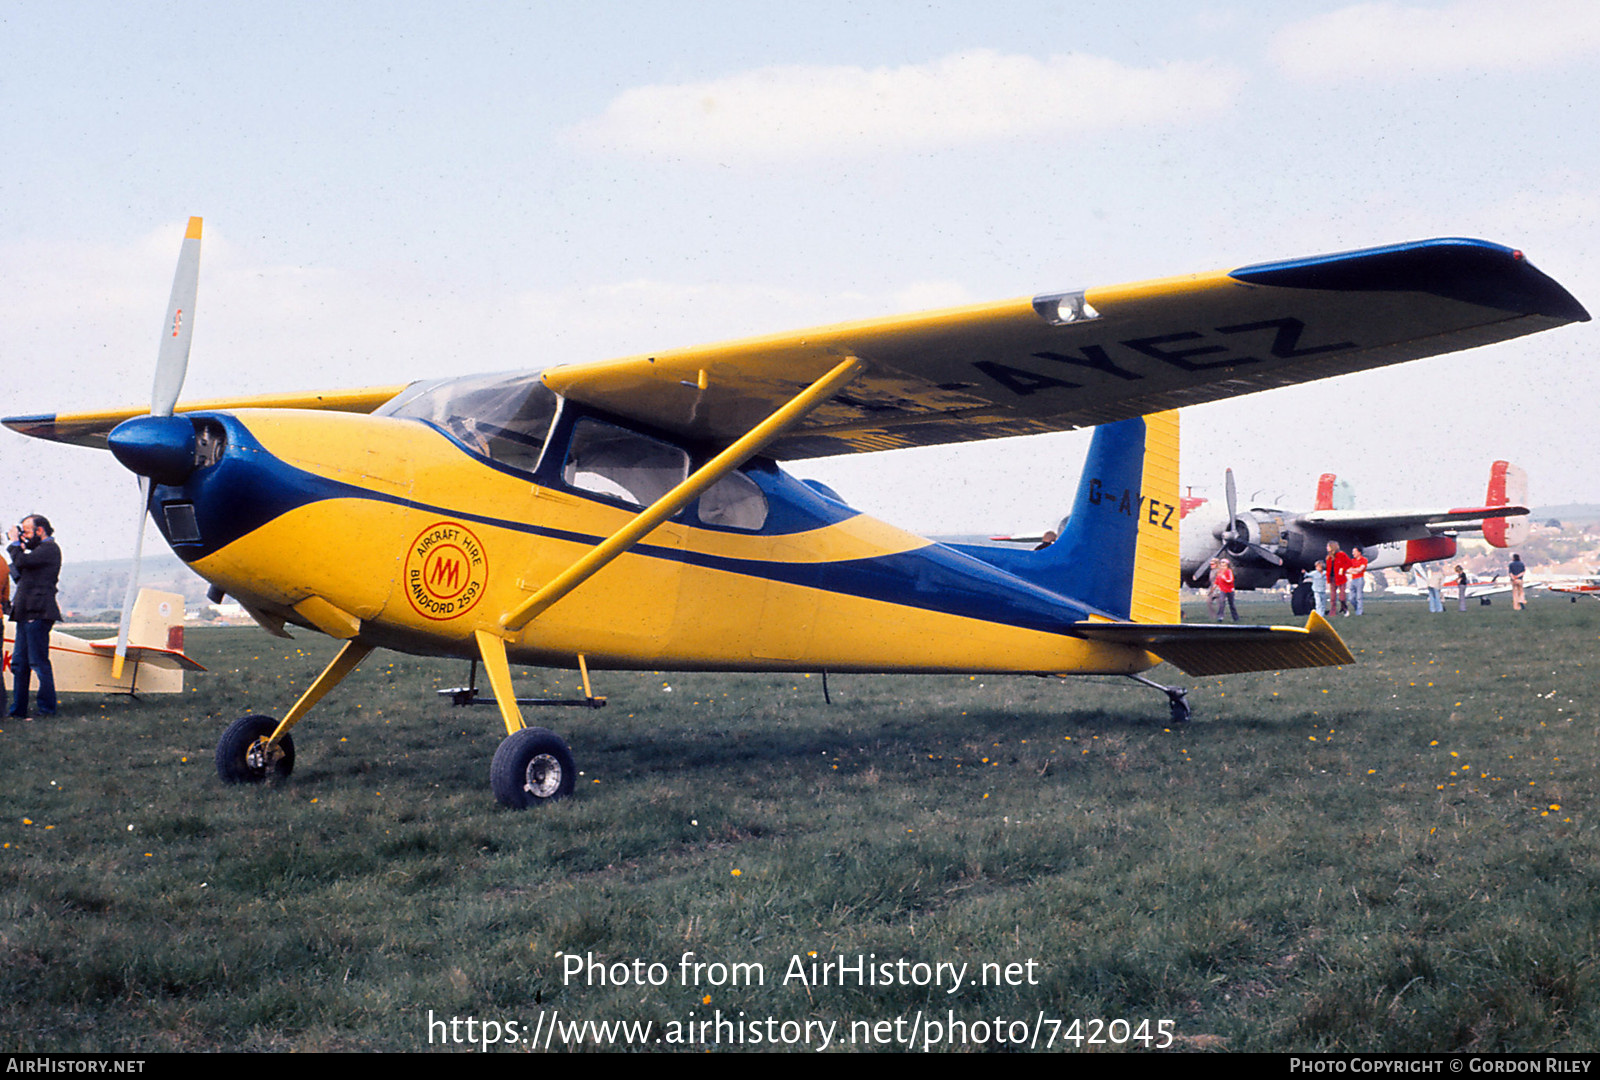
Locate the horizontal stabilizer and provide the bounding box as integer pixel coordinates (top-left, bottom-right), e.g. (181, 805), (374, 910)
(1071, 611), (1354, 676)
(1301, 504), (1528, 530)
(88, 640), (207, 672)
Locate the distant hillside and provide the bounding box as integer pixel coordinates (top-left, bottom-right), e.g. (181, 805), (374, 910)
(1531, 505), (1600, 527)
(54, 554), (211, 619)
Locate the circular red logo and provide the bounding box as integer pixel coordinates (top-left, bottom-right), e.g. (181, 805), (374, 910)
(404, 522), (487, 620)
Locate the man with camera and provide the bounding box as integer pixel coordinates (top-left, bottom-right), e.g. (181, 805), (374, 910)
(7, 515), (61, 718)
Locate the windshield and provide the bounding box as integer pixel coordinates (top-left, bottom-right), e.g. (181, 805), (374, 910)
(377, 372), (558, 474)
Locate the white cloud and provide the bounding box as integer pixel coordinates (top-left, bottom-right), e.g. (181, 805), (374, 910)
(1271, 0), (1600, 81)
(573, 49), (1242, 162)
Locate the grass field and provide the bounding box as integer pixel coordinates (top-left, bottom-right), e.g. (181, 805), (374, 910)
(3, 596), (1598, 1052)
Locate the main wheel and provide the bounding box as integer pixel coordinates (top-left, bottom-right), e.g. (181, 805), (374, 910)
(216, 715), (295, 784)
(491, 727), (576, 808)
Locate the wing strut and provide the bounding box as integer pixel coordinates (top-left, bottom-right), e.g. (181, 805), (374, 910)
(500, 355), (865, 633)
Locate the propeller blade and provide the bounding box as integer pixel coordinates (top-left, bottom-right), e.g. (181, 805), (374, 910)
(116, 217), (202, 678)
(1194, 542), (1228, 582)
(151, 216), (202, 417)
(1225, 467), (1238, 526)
(1249, 543), (1284, 566)
(111, 477), (152, 680)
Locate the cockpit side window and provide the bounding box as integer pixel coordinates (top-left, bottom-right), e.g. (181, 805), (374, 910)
(563, 419), (689, 508)
(376, 372), (558, 476)
(699, 470), (768, 531)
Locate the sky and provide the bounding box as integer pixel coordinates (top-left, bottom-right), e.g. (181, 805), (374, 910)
(2, 0), (1597, 561)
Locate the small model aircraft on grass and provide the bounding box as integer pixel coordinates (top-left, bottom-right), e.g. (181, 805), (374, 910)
(2, 589), (203, 696)
(4, 221), (1587, 808)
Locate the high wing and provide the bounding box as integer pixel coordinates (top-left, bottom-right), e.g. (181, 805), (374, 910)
(1294, 503), (1530, 542)
(4, 238), (1586, 459)
(5, 386), (409, 449)
(539, 238), (1588, 460)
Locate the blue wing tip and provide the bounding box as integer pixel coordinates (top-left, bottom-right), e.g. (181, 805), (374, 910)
(3, 413), (57, 434)
(1232, 237), (1589, 323)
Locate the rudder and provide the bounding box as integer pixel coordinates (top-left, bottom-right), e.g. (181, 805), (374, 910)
(1030, 410), (1180, 621)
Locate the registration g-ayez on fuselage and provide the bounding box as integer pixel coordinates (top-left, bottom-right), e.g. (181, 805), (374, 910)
(5, 220), (1587, 808)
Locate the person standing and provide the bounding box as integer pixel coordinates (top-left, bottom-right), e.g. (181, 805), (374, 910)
(1426, 563), (1445, 613)
(1310, 560), (1330, 616)
(1455, 564), (1470, 613)
(7, 515), (61, 719)
(1509, 552), (1527, 611)
(1326, 542), (1351, 616)
(1347, 547), (1369, 615)
(1215, 557), (1239, 622)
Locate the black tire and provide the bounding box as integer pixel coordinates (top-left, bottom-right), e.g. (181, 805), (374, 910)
(216, 715), (295, 784)
(1290, 580), (1315, 616)
(490, 727), (576, 808)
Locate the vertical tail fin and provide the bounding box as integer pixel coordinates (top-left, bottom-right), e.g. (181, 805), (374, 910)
(1482, 461), (1529, 548)
(1315, 473), (1336, 511)
(1030, 410), (1180, 621)
(128, 589), (186, 651)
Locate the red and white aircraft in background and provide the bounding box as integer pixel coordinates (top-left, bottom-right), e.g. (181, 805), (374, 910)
(1179, 461), (1529, 593)
(1546, 573), (1600, 601)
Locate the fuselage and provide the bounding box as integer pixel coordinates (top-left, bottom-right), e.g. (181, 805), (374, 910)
(141, 387), (1156, 678)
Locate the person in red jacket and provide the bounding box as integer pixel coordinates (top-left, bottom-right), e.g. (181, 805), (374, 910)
(1215, 557), (1239, 622)
(1347, 546), (1369, 615)
(1325, 541), (1351, 616)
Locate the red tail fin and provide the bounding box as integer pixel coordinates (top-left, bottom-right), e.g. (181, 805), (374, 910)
(1315, 473), (1336, 511)
(1482, 461), (1529, 548)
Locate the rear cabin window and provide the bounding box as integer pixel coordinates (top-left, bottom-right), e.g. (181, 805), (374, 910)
(699, 470), (768, 531)
(563, 419), (689, 507)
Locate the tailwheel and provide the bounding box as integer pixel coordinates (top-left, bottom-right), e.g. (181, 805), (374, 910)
(1167, 688), (1192, 724)
(216, 715), (295, 784)
(1128, 672), (1191, 724)
(491, 727), (576, 808)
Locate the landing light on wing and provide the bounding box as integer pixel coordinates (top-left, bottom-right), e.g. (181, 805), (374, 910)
(1033, 289), (1100, 326)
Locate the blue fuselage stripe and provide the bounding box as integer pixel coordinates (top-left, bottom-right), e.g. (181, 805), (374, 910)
(157, 414), (1099, 637)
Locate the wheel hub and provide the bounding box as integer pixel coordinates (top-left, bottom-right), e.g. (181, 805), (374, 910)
(524, 753), (563, 799)
(244, 737), (282, 774)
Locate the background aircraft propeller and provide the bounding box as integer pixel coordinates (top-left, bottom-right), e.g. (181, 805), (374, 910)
(110, 217), (202, 678)
(1194, 467), (1283, 582)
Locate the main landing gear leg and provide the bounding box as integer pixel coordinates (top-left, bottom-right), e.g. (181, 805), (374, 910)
(478, 630), (576, 808)
(216, 639), (374, 784)
(1128, 672), (1191, 724)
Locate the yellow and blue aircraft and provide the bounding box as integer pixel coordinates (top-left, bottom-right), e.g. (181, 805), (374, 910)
(4, 219), (1588, 807)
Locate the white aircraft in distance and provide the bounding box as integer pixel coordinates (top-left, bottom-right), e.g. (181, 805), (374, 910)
(1546, 572), (1600, 602)
(1180, 461), (1529, 603)
(1387, 565), (1529, 603)
(2, 589), (204, 697)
